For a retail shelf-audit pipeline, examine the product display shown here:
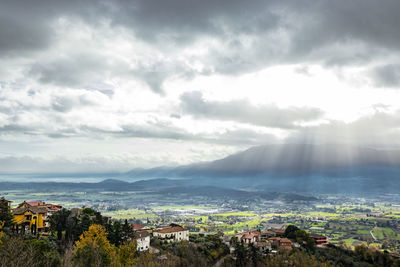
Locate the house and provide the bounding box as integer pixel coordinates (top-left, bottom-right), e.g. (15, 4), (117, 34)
(255, 241), (271, 254)
(13, 202), (48, 234)
(13, 201), (62, 234)
(272, 229), (286, 237)
(153, 225), (189, 243)
(134, 230), (150, 251)
(131, 223), (146, 231)
(279, 238), (292, 250)
(261, 230), (276, 240)
(310, 234), (328, 246)
(26, 201), (62, 218)
(236, 230), (261, 244)
(268, 237), (281, 248)
(268, 237), (292, 250)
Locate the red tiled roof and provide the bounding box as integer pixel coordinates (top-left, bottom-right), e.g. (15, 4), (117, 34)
(310, 234), (327, 239)
(268, 237), (281, 240)
(26, 201), (45, 206)
(131, 224), (145, 230)
(250, 230), (261, 235)
(242, 233), (257, 239)
(280, 238), (292, 244)
(154, 226), (188, 234)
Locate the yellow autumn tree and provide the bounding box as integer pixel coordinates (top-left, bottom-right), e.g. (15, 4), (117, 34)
(113, 240), (138, 266)
(0, 221), (4, 246)
(73, 224), (116, 267)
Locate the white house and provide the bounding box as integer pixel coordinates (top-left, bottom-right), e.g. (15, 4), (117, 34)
(134, 230), (150, 251)
(153, 225), (189, 243)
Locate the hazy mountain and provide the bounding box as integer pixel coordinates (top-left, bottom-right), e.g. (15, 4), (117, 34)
(126, 143), (400, 178)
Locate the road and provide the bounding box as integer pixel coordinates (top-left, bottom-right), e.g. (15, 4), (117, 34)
(370, 227), (377, 241)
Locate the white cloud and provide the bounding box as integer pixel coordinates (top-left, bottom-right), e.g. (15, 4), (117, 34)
(1, 0), (400, 173)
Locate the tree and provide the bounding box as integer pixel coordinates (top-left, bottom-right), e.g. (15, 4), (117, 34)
(121, 219), (133, 243)
(0, 221), (4, 246)
(0, 197), (13, 228)
(73, 224), (115, 267)
(294, 229), (315, 251)
(249, 243), (261, 267)
(284, 224), (300, 239)
(234, 242), (247, 267)
(108, 220), (122, 247)
(114, 240), (138, 266)
(0, 236), (60, 267)
(49, 208), (71, 240)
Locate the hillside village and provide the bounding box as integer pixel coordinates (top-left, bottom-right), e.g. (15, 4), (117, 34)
(2, 197), (400, 266)
(3, 199), (343, 255)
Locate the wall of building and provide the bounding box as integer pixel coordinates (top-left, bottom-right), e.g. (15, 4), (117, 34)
(136, 236), (150, 251)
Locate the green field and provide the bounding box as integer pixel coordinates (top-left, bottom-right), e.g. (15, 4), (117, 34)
(103, 209), (158, 220)
(372, 227), (399, 240)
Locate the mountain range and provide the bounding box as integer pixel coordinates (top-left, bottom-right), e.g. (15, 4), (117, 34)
(123, 143), (400, 194)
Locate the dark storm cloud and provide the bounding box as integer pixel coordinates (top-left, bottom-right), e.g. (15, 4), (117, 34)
(0, 0), (108, 56)
(110, 0), (279, 43)
(180, 91), (323, 129)
(2, 0), (400, 89)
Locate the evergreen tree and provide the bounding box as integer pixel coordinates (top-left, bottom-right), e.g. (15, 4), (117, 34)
(49, 208), (71, 240)
(234, 242), (247, 267)
(122, 219), (133, 242)
(0, 197), (13, 228)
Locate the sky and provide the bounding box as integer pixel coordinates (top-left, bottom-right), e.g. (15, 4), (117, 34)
(1, 0), (400, 173)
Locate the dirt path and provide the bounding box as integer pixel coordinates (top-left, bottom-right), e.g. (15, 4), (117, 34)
(370, 227), (377, 241)
(213, 255), (230, 267)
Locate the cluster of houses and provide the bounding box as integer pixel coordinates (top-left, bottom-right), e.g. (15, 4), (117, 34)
(9, 200), (190, 252)
(130, 223), (189, 251)
(235, 228), (328, 253)
(9, 200), (327, 253)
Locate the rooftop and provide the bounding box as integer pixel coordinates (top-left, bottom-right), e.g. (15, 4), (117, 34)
(154, 226), (188, 234)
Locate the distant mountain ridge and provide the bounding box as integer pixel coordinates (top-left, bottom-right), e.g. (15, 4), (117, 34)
(125, 143), (400, 178)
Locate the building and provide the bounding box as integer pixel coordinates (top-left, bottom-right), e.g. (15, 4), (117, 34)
(153, 225), (189, 243)
(272, 229), (285, 237)
(268, 237), (292, 250)
(310, 234), (328, 246)
(13, 202), (48, 234)
(261, 230), (276, 240)
(131, 223), (146, 231)
(12, 201), (62, 234)
(279, 238), (292, 250)
(134, 230), (150, 251)
(25, 201), (62, 215)
(236, 230), (261, 244)
(255, 241), (271, 254)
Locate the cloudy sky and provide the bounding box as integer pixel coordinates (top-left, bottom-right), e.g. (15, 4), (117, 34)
(1, 0), (400, 173)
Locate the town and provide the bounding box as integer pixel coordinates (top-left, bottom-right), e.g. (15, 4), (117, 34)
(2, 195), (400, 266)
(6, 199), (327, 253)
